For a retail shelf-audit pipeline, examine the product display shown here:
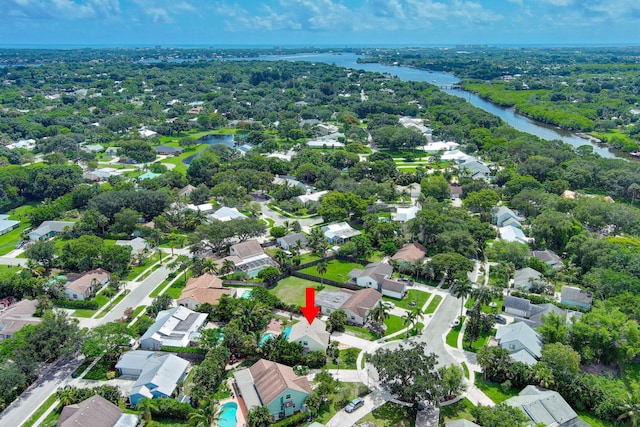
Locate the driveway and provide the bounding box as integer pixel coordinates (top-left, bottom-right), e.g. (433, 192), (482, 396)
(325, 390), (393, 427)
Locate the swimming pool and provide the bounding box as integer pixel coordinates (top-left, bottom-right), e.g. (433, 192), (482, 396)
(283, 327), (291, 339)
(217, 402), (238, 427)
(259, 332), (277, 347)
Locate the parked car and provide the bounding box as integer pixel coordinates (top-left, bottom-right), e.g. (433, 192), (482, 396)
(451, 318), (460, 328)
(397, 277), (409, 282)
(345, 397), (365, 413)
(494, 314), (507, 324)
(382, 301), (395, 309)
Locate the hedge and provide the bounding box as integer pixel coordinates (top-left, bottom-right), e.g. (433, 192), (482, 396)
(160, 346), (207, 355)
(52, 299), (99, 310)
(271, 412), (307, 427)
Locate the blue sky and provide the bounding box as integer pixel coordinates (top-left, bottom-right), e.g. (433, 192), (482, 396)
(1, 0), (639, 47)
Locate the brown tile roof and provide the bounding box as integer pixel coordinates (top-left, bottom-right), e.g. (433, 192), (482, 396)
(231, 240), (264, 259)
(65, 268), (110, 295)
(178, 273), (233, 305)
(0, 299), (40, 337)
(58, 395), (122, 427)
(341, 288), (382, 318)
(391, 242), (428, 262)
(249, 359), (311, 406)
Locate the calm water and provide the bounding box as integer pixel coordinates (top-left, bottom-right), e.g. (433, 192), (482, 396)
(182, 134), (235, 165)
(252, 53), (616, 158)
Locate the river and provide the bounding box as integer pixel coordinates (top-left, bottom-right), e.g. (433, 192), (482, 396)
(252, 53), (617, 158)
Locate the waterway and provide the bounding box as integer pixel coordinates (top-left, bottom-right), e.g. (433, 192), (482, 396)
(182, 134), (235, 165)
(252, 53), (617, 158)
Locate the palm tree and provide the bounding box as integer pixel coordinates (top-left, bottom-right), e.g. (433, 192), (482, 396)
(411, 307), (425, 328)
(402, 310), (417, 338)
(26, 259), (45, 278)
(188, 400), (220, 427)
(370, 301), (391, 324)
(169, 254), (194, 283)
(57, 385), (78, 406)
(618, 394), (640, 427)
(136, 398), (158, 424)
(451, 279), (473, 317)
(199, 257), (218, 275)
(221, 259), (236, 276)
(316, 261), (328, 286)
(472, 284), (497, 312)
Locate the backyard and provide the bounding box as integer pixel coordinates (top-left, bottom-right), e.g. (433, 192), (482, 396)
(270, 276), (342, 306)
(358, 402), (417, 427)
(383, 289), (430, 310)
(298, 259), (365, 283)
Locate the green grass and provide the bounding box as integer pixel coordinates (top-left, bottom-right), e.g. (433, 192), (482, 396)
(440, 397), (475, 423)
(148, 278), (171, 298)
(576, 411), (616, 427)
(0, 222), (30, 256)
(131, 305), (147, 318)
(475, 379), (520, 403)
(299, 252), (322, 264)
(72, 309), (97, 318)
(461, 362), (470, 379)
(270, 276), (342, 306)
(315, 382), (366, 424)
(424, 295), (442, 314)
(126, 261), (153, 281)
(83, 356), (116, 381)
(383, 315), (406, 336)
(466, 329), (496, 353)
(446, 316), (466, 347)
(21, 393), (58, 427)
(385, 322), (424, 341)
(358, 402), (417, 427)
(298, 259), (364, 283)
(383, 289), (431, 310)
(344, 324), (380, 341)
(163, 280), (186, 299)
(325, 348), (361, 370)
(95, 294), (126, 318)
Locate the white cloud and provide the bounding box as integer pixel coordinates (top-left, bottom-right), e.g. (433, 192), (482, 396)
(1, 0), (120, 20)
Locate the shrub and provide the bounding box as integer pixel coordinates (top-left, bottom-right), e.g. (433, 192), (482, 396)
(271, 412), (307, 427)
(52, 299), (99, 310)
(150, 398), (194, 421)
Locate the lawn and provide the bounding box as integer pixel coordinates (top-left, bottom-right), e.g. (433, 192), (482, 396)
(475, 378), (520, 403)
(95, 294), (126, 318)
(461, 362), (470, 379)
(383, 315), (406, 336)
(576, 411), (616, 427)
(424, 295), (442, 314)
(386, 322), (424, 341)
(21, 393), (59, 427)
(358, 402), (417, 427)
(440, 397), (475, 423)
(298, 259), (364, 283)
(270, 276), (342, 306)
(163, 280), (187, 299)
(83, 356), (117, 381)
(126, 261), (154, 281)
(465, 329), (496, 353)
(384, 289), (430, 310)
(315, 382), (367, 424)
(344, 324), (380, 341)
(0, 222), (30, 256)
(445, 316), (466, 347)
(300, 252), (322, 264)
(325, 348), (361, 370)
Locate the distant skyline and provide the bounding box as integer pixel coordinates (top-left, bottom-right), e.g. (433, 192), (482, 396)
(1, 0), (639, 47)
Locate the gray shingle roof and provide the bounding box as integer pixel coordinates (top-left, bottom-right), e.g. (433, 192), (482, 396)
(506, 386), (587, 427)
(496, 321), (542, 359)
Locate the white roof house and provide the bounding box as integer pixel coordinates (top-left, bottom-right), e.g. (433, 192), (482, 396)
(422, 141), (459, 153)
(115, 237), (149, 255)
(392, 206), (419, 222)
(139, 306), (207, 350)
(441, 149), (470, 162)
(306, 139), (344, 149)
(209, 206), (248, 222)
(116, 350), (189, 406)
(505, 386), (589, 427)
(28, 221), (75, 241)
(139, 128), (158, 138)
(297, 191), (329, 206)
(321, 222), (361, 245)
(287, 319), (330, 353)
(499, 225), (532, 245)
(0, 217), (19, 236)
(185, 203), (215, 214)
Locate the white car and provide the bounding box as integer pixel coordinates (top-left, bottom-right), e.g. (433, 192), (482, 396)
(382, 301), (395, 309)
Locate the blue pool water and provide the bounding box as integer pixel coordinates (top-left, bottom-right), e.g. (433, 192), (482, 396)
(283, 327), (291, 339)
(241, 290), (252, 299)
(217, 402), (238, 427)
(259, 332), (277, 346)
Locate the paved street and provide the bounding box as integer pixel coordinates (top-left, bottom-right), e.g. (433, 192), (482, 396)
(0, 260), (174, 426)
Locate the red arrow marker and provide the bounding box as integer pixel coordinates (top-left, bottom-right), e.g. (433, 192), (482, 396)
(300, 287), (320, 325)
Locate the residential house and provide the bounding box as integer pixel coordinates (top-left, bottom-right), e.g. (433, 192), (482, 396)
(187, 106), (203, 114)
(0, 299), (41, 341)
(391, 242), (428, 264)
(273, 175), (307, 191)
(28, 221), (75, 241)
(458, 158), (491, 180)
(392, 206), (420, 222)
(177, 273), (235, 310)
(209, 206), (248, 222)
(445, 421), (480, 427)
(0, 214), (19, 236)
(561, 286), (593, 310)
(57, 395), (138, 427)
(423, 141), (459, 153)
(498, 225), (532, 245)
(80, 144), (104, 153)
(306, 139), (344, 149)
(185, 203), (215, 214)
(226, 240), (278, 276)
(531, 249), (564, 270)
(154, 145), (184, 156)
(315, 123), (339, 136)
(139, 306), (208, 350)
(316, 288), (382, 326)
(503, 295), (536, 318)
(139, 128), (158, 138)
(449, 184), (463, 199)
(64, 268), (110, 300)
(233, 359), (311, 421)
(492, 206), (525, 228)
(322, 222), (361, 245)
(441, 149), (470, 162)
(348, 262), (406, 299)
(495, 322), (542, 365)
(505, 386), (590, 427)
(177, 184), (196, 197)
(276, 233), (309, 251)
(502, 296), (581, 329)
(115, 237), (149, 256)
(116, 350), (190, 405)
(513, 267), (544, 291)
(287, 319), (330, 353)
(297, 190), (329, 207)
(82, 169), (114, 182)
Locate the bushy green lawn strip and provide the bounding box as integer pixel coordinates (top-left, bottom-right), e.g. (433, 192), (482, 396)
(21, 393), (59, 427)
(383, 289), (431, 310)
(446, 316), (466, 347)
(474, 378), (520, 403)
(424, 295), (442, 314)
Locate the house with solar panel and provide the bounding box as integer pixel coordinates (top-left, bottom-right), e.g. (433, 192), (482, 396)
(139, 306), (207, 350)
